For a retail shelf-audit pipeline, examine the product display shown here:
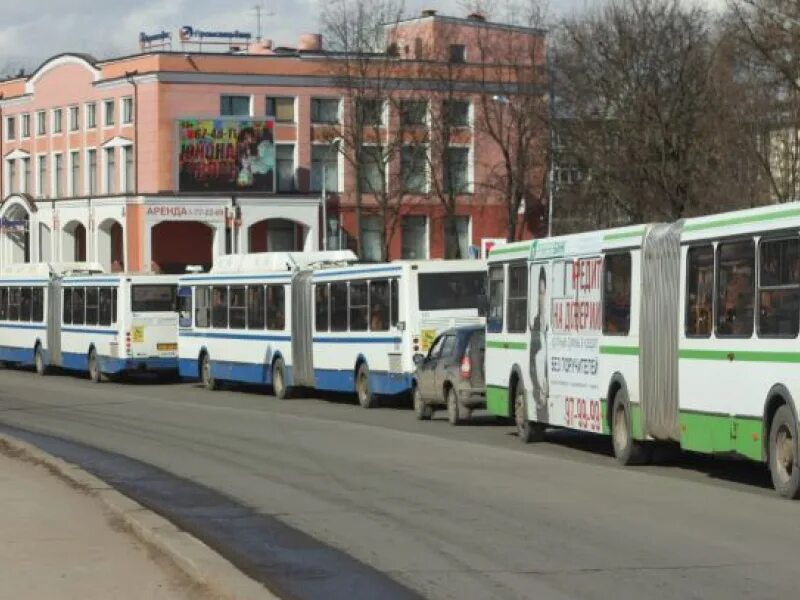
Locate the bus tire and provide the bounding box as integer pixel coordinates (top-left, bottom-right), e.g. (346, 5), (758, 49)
(447, 387), (462, 426)
(611, 390), (649, 465)
(88, 348), (103, 384)
(514, 381), (545, 443)
(272, 357), (288, 400)
(356, 363), (375, 408)
(413, 384), (432, 420)
(34, 344), (47, 376)
(768, 404), (800, 499)
(201, 353), (217, 391)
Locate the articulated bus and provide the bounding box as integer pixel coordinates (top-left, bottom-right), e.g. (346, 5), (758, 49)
(485, 202), (800, 498)
(178, 252), (486, 406)
(0, 263), (180, 381)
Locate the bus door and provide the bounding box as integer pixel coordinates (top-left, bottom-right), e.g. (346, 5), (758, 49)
(47, 279), (62, 367)
(528, 261), (552, 423)
(291, 271), (314, 387)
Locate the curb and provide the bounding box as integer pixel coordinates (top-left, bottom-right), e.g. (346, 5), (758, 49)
(0, 433), (279, 600)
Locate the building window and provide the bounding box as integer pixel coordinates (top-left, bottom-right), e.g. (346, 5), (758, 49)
(267, 219), (297, 251)
(275, 144), (295, 192)
(401, 145), (427, 193)
(36, 111), (46, 136)
(123, 146), (134, 193)
(53, 108), (63, 134)
(6, 159), (16, 195)
(603, 253), (632, 335)
(443, 100), (470, 127)
(449, 44), (466, 63)
(36, 156), (46, 198)
(445, 147), (470, 193)
(69, 106), (80, 131)
(87, 149), (97, 196)
(6, 116), (15, 140)
(444, 215), (470, 259)
(358, 145), (384, 193)
(716, 240), (755, 337)
(104, 100), (115, 126)
(86, 103), (97, 129)
(401, 216), (428, 259)
(400, 100), (427, 126)
(21, 114), (30, 138)
(311, 144), (339, 192)
(53, 154), (63, 198)
(70, 151), (80, 197)
(311, 98), (340, 124)
(105, 147), (116, 194)
(220, 95), (250, 116)
(21, 157), (30, 194)
(361, 216), (384, 263)
(266, 97), (295, 123)
(356, 98), (383, 126)
(122, 97), (134, 124)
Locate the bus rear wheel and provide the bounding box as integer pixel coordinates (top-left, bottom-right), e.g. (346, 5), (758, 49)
(201, 353), (217, 391)
(356, 363), (375, 408)
(272, 357), (288, 400)
(769, 405), (800, 499)
(611, 390), (649, 465)
(515, 382), (545, 443)
(88, 349), (102, 384)
(34, 345), (47, 376)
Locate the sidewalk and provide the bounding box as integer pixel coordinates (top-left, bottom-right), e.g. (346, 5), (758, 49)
(0, 450), (210, 600)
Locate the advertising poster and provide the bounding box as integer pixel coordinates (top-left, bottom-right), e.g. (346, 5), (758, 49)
(178, 118), (275, 192)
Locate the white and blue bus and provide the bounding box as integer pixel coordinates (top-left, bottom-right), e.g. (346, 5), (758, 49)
(0, 263), (180, 381)
(177, 252), (487, 407)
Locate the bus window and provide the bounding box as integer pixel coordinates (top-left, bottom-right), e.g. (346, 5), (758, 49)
(330, 282), (348, 331)
(131, 284), (177, 312)
(195, 286), (210, 328)
(716, 240), (754, 337)
(8, 288), (20, 321)
(603, 253), (631, 335)
(112, 289), (118, 324)
(212, 286), (228, 329)
(19, 287), (32, 322)
(266, 285), (285, 330)
(0, 287), (7, 320)
(229, 286), (246, 329)
(63, 289), (72, 324)
(758, 237), (800, 337)
(488, 265), (504, 333)
(686, 246), (713, 337)
(72, 288), (85, 325)
(418, 272), (486, 311)
(85, 287), (99, 325)
(32, 288), (44, 323)
(350, 281), (368, 331)
(390, 279), (399, 327)
(369, 280), (389, 331)
(99, 288), (114, 326)
(506, 264), (528, 333)
(177, 287), (193, 328)
(315, 284), (329, 332)
(247, 285), (266, 330)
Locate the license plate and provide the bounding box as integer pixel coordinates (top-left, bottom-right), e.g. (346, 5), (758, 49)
(131, 326), (144, 343)
(157, 343), (177, 351)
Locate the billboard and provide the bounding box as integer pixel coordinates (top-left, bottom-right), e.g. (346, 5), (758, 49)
(178, 118), (275, 192)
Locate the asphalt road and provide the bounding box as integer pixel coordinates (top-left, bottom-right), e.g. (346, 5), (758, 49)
(0, 367), (796, 600)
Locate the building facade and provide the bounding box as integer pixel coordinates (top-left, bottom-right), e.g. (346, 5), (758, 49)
(0, 12), (544, 273)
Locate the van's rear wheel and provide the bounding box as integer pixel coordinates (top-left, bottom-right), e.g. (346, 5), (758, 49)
(272, 357), (288, 400)
(611, 390), (650, 465)
(88, 349), (102, 383)
(356, 363), (375, 408)
(34, 345), (46, 376)
(201, 353), (217, 391)
(447, 387), (463, 426)
(515, 382), (545, 443)
(769, 405), (800, 499)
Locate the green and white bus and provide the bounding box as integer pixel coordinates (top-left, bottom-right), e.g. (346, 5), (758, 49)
(486, 202), (800, 498)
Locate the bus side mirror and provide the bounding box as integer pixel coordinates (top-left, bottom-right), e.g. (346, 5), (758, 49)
(413, 353), (425, 366)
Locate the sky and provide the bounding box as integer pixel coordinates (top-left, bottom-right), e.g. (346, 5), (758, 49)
(0, 0), (727, 74)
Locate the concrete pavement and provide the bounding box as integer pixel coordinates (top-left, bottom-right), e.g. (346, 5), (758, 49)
(0, 368), (797, 600)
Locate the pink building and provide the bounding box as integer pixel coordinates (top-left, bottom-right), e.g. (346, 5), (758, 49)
(0, 11), (545, 272)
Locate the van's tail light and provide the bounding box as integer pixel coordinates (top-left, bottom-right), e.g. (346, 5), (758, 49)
(460, 354), (472, 380)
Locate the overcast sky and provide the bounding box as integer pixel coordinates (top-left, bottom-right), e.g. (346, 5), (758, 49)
(0, 0), (727, 73)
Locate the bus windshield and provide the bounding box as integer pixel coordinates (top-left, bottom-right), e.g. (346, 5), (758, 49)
(418, 271), (486, 311)
(131, 284), (177, 312)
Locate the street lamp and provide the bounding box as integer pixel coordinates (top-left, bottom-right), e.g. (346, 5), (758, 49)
(321, 137), (342, 250)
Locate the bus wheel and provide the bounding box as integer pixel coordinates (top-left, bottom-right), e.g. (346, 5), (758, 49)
(88, 349), (102, 384)
(413, 385), (432, 420)
(515, 382), (545, 443)
(611, 390), (649, 465)
(356, 363), (375, 408)
(201, 353), (217, 391)
(447, 387), (463, 426)
(769, 405), (800, 499)
(272, 357), (288, 400)
(34, 345), (47, 376)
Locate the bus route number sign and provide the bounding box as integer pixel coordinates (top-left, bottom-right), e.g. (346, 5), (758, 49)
(564, 396), (601, 432)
